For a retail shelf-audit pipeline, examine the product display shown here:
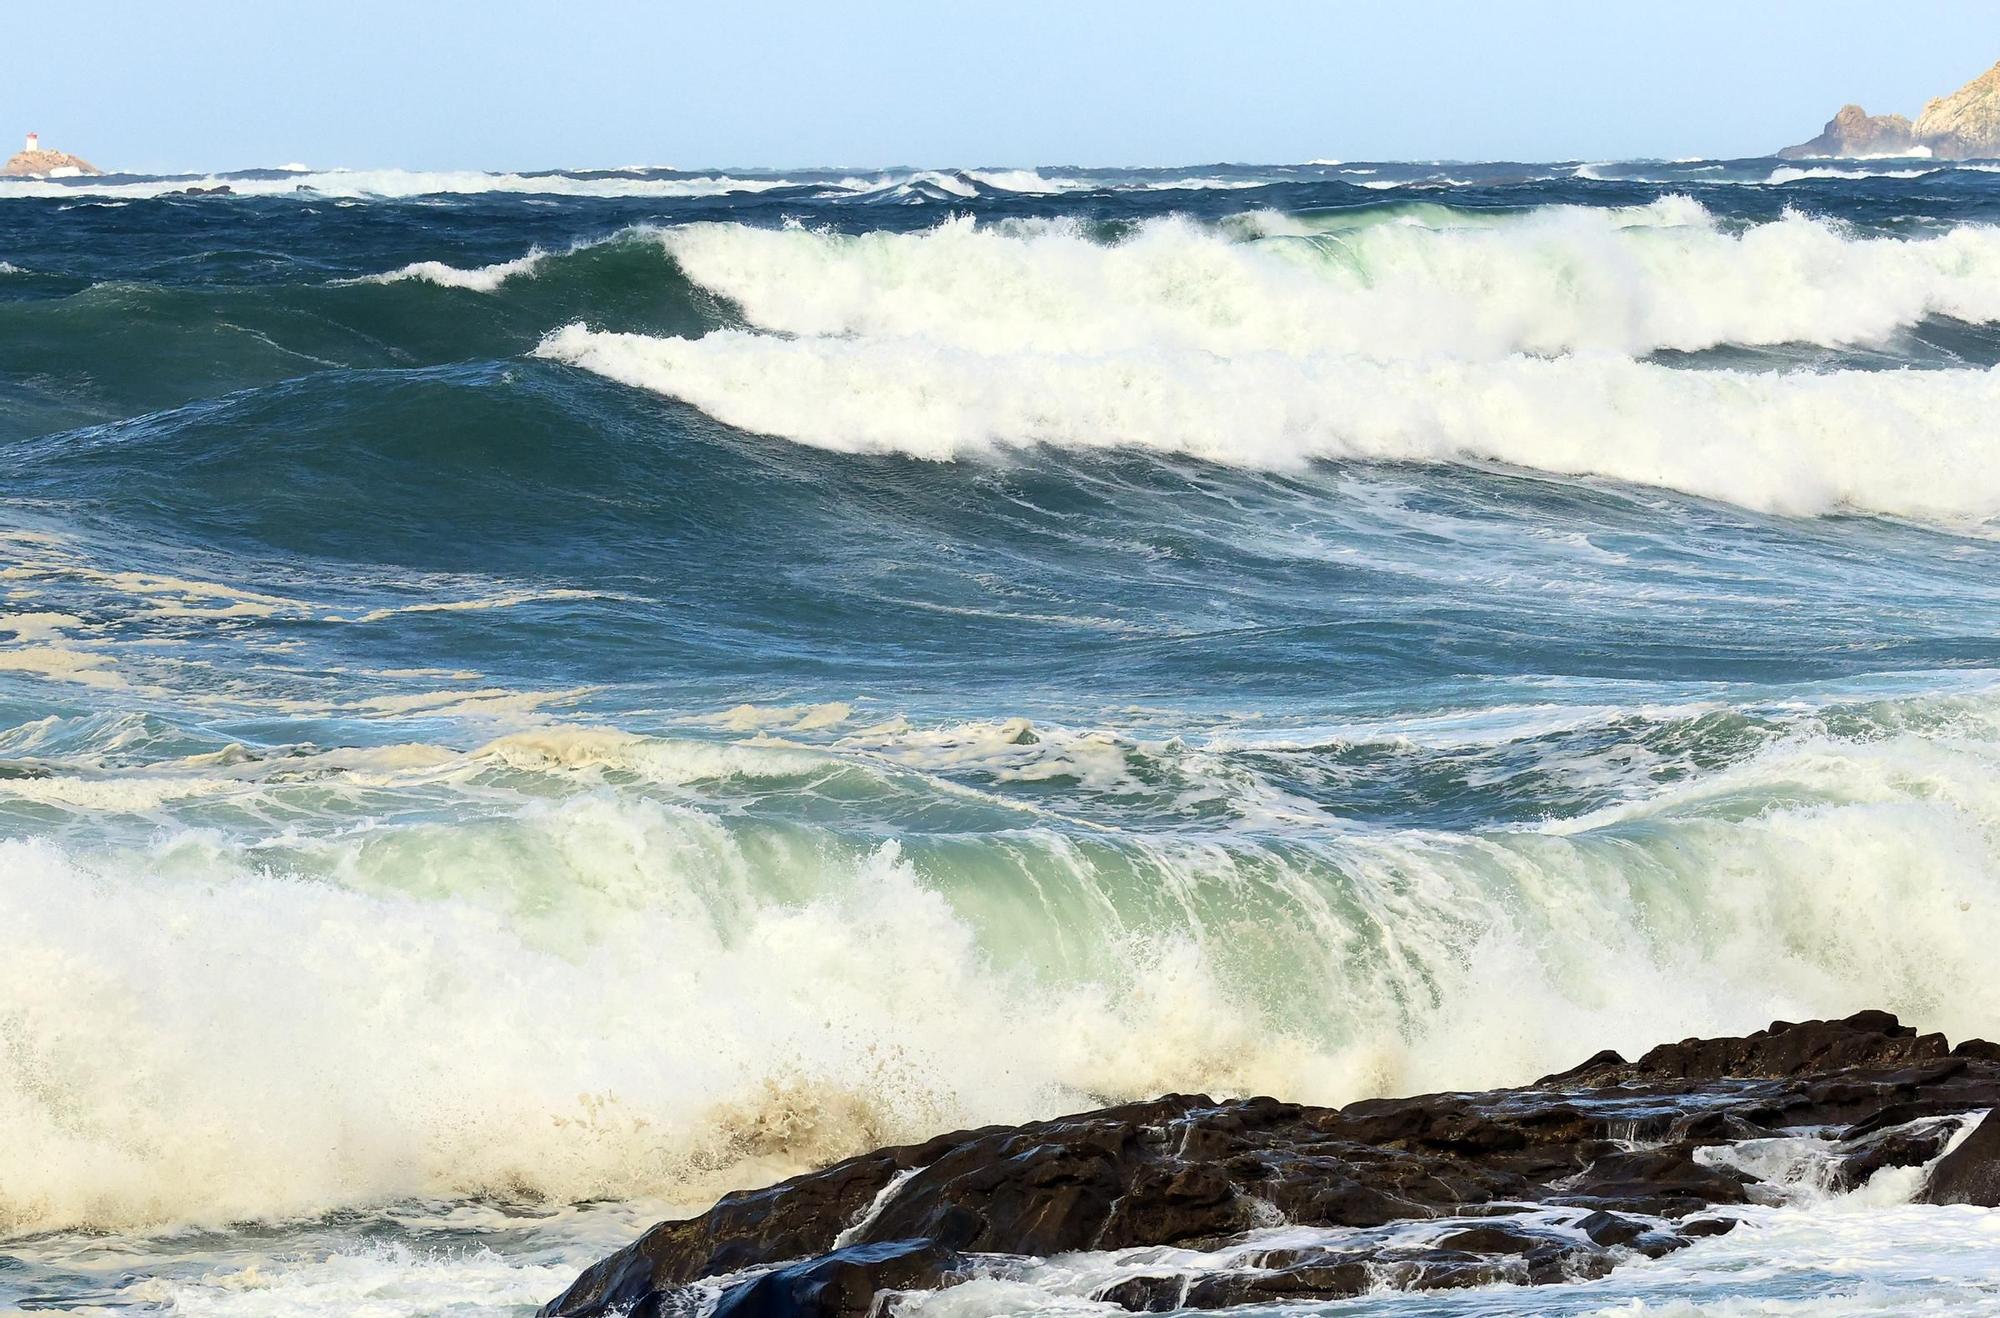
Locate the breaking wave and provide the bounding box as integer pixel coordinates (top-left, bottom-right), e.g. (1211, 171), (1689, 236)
(643, 201), (2000, 359)
(539, 325), (2000, 522)
(6, 696), (2000, 1233)
(488, 202), (2000, 521)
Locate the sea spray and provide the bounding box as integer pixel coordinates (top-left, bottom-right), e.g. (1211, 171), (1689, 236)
(7, 703), (2000, 1233)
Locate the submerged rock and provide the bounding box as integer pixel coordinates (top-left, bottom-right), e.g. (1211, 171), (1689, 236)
(540, 1013), (2000, 1317)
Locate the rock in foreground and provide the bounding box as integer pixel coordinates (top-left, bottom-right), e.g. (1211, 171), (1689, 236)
(1922, 1108), (2000, 1206)
(543, 1013), (2000, 1317)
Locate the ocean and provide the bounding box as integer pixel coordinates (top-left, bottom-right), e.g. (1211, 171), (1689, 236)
(3, 157), (1999, 1314)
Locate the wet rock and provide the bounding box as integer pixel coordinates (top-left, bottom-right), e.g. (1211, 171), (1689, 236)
(1556, 1146), (1754, 1215)
(1922, 1111), (2000, 1206)
(1098, 1255), (1378, 1312)
(1573, 1209), (1647, 1246)
(709, 1241), (962, 1318)
(543, 1014), (2000, 1317)
(1523, 1243), (1617, 1285)
(1094, 1274), (1189, 1312)
(1678, 1216), (1738, 1238)
(1185, 1260), (1374, 1308)
(538, 1147), (924, 1314)
(1433, 1223), (1545, 1254)
(1543, 1011), (1951, 1087)
(1829, 1120), (1956, 1192)
(1628, 1231), (1691, 1260)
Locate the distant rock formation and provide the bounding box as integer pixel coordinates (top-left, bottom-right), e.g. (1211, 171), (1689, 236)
(1781, 60), (2000, 159)
(2, 132), (103, 178)
(1915, 60), (2000, 159)
(1778, 104), (1917, 159)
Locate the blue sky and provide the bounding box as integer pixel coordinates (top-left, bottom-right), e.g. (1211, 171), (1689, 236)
(10, 1), (2000, 171)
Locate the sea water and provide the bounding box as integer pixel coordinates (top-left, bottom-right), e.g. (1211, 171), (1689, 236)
(3, 157), (2000, 1313)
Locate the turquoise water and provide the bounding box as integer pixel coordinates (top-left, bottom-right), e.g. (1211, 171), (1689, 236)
(4, 159), (2000, 1314)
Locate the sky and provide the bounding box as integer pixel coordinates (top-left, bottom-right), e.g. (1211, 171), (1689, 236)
(9, 1), (2000, 172)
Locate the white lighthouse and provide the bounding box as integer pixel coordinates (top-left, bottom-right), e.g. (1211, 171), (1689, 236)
(24, 132), (39, 153)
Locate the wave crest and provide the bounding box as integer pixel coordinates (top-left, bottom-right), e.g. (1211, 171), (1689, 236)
(513, 205), (2000, 521)
(538, 323), (2000, 522)
(649, 203), (2000, 359)
(8, 700), (2000, 1233)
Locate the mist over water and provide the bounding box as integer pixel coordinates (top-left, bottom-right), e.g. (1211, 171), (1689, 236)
(5, 157), (2000, 1314)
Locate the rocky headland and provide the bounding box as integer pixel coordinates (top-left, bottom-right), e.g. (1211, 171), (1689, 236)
(1782, 59), (2000, 158)
(1779, 104), (1918, 159)
(541, 1011), (2000, 1318)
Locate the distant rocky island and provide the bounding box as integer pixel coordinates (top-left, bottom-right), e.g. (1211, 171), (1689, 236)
(2, 132), (102, 178)
(1782, 59), (2000, 158)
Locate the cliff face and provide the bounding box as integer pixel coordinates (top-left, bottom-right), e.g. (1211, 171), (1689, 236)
(1778, 104), (1917, 158)
(1781, 60), (2000, 159)
(1, 147), (103, 177)
(1915, 59), (2000, 158)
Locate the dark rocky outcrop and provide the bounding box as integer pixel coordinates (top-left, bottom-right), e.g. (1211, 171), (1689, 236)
(542, 1013), (2000, 1317)
(1535, 1008), (1953, 1085)
(1921, 1110), (2000, 1206)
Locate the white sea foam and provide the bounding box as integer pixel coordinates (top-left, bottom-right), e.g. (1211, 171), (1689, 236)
(642, 205), (2000, 360)
(0, 822), (1327, 1234)
(7, 706), (2000, 1234)
(111, 1241), (589, 1318)
(352, 249), (552, 291)
(0, 644), (127, 688)
(906, 1206), (2000, 1318)
(1764, 165), (1940, 184)
(960, 168), (1093, 194)
(539, 324), (2000, 522)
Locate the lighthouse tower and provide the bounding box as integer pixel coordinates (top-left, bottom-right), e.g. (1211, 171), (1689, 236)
(24, 133), (38, 153)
